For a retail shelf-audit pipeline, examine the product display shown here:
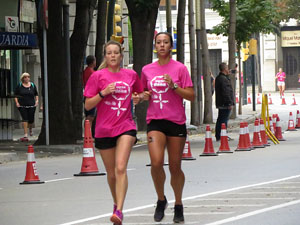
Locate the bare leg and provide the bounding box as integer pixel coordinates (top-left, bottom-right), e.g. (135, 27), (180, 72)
(282, 85), (285, 96)
(166, 136), (186, 205)
(22, 122), (28, 137)
(99, 148), (117, 205)
(114, 135), (135, 211)
(148, 131), (167, 201)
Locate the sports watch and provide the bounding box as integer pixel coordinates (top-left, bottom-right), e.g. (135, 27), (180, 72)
(172, 83), (178, 90)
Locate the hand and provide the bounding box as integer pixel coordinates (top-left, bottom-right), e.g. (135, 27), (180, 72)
(163, 74), (174, 89)
(16, 102), (20, 108)
(132, 92), (140, 105)
(143, 90), (152, 101)
(35, 101), (38, 107)
(103, 82), (116, 96)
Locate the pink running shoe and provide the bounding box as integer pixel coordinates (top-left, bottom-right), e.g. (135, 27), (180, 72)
(110, 209), (123, 225)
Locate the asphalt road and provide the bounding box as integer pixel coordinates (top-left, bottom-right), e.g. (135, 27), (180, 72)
(1, 94), (300, 225)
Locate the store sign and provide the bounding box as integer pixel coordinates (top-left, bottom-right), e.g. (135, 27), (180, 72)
(207, 34), (223, 49)
(0, 32), (38, 49)
(5, 16), (19, 32)
(281, 30), (300, 47)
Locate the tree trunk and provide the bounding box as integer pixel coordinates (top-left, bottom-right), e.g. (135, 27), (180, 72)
(36, 0), (76, 144)
(70, 0), (97, 141)
(95, 0), (108, 68)
(176, 0), (186, 63)
(188, 0), (200, 126)
(228, 0), (236, 119)
(125, 0), (160, 131)
(200, 0), (212, 124)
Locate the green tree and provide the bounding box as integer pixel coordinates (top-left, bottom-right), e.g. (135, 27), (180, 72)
(35, 0), (97, 144)
(210, 0), (279, 114)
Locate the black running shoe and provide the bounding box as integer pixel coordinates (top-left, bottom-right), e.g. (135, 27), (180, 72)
(173, 204), (184, 223)
(154, 196), (168, 222)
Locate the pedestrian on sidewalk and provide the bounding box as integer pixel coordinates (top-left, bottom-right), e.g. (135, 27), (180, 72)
(82, 55), (97, 128)
(275, 68), (286, 98)
(141, 32), (195, 223)
(215, 62), (234, 141)
(84, 40), (143, 225)
(14, 72), (38, 141)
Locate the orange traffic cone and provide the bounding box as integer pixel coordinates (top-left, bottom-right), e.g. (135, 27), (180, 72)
(236, 93), (239, 104)
(281, 94), (286, 105)
(200, 125), (217, 156)
(252, 119), (265, 148)
(20, 145), (44, 185)
(217, 123), (233, 153)
(74, 120), (105, 176)
(291, 94), (297, 105)
(257, 93), (261, 104)
(236, 122), (251, 151)
(245, 122), (254, 150)
(275, 115), (286, 141)
(287, 112), (297, 131)
(260, 119), (270, 146)
(272, 114), (277, 132)
(247, 93), (252, 104)
(182, 135), (196, 160)
(296, 110), (300, 129)
(268, 94), (273, 105)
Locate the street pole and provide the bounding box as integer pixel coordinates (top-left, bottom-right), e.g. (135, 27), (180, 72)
(62, 0), (72, 107)
(107, 0), (116, 41)
(252, 54), (256, 111)
(195, 0), (202, 124)
(166, 0), (172, 34)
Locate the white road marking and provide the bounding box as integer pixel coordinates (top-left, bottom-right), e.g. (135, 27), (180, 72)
(203, 199), (300, 225)
(127, 168), (136, 171)
(0, 188), (3, 190)
(233, 192), (300, 194)
(59, 174), (300, 225)
(45, 178), (74, 183)
(253, 186), (300, 189)
(133, 144), (147, 148)
(186, 204), (265, 207)
(198, 197), (295, 200)
(125, 212), (234, 217)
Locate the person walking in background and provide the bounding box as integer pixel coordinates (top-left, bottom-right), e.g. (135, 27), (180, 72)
(275, 68), (286, 98)
(14, 72), (38, 141)
(82, 55), (97, 126)
(84, 40), (143, 225)
(215, 63), (234, 142)
(141, 32), (195, 223)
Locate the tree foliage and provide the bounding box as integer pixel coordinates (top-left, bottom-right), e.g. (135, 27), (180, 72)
(210, 0), (280, 44)
(274, 0), (300, 23)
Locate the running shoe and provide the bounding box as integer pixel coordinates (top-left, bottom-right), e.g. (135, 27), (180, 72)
(173, 204), (184, 223)
(20, 137), (28, 142)
(154, 196), (168, 222)
(110, 209), (123, 225)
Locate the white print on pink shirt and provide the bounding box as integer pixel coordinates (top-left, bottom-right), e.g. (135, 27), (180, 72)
(150, 75), (169, 109)
(109, 81), (130, 116)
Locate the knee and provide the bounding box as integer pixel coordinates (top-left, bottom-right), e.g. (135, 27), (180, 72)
(151, 160), (164, 170)
(169, 164), (182, 176)
(115, 165), (127, 176)
(107, 172), (116, 181)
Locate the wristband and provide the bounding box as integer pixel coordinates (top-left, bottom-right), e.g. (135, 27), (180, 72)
(98, 91), (105, 98)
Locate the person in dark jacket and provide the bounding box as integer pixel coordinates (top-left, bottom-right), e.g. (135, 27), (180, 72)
(215, 63), (234, 141)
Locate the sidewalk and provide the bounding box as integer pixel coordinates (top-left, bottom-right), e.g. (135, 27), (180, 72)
(0, 97), (263, 163)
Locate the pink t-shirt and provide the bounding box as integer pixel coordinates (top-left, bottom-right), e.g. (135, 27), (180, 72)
(276, 72), (286, 82)
(141, 59), (193, 125)
(84, 68), (143, 138)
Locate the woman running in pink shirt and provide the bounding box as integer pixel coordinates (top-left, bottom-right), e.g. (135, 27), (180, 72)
(141, 32), (195, 223)
(84, 40), (143, 225)
(275, 68), (286, 98)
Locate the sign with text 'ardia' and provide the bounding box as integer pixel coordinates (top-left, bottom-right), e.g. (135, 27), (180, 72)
(0, 32), (38, 49)
(281, 30), (300, 47)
